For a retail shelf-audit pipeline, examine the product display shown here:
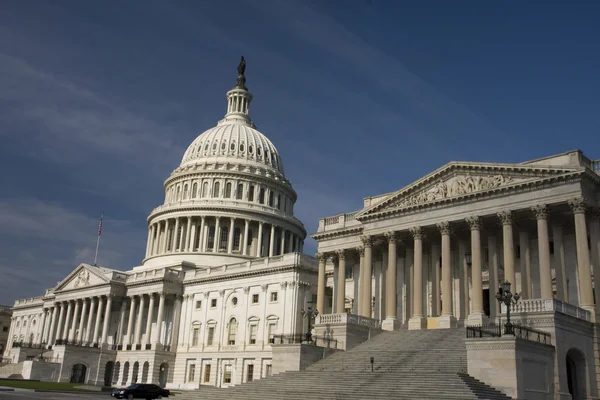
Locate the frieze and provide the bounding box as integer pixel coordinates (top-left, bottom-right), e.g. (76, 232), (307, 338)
(392, 174), (514, 209)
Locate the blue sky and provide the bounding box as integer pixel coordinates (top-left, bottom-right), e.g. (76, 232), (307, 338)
(1, 0), (598, 304)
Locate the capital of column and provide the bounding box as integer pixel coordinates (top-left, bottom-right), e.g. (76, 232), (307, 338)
(280, 281), (288, 289)
(465, 216), (482, 230)
(360, 235), (373, 248)
(497, 210), (513, 225)
(330, 253), (339, 264)
(410, 226), (424, 240)
(335, 249), (346, 260)
(355, 245), (365, 257)
(243, 286), (250, 294)
(531, 204), (548, 219)
(159, 292), (166, 299)
(261, 284), (268, 292)
(218, 289), (225, 297)
(316, 252), (326, 262)
(436, 221), (451, 235)
(569, 197), (588, 214)
(384, 231), (399, 244)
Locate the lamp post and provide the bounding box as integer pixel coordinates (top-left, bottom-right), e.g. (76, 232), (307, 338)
(39, 341), (47, 361)
(495, 280), (520, 335)
(301, 307), (319, 343)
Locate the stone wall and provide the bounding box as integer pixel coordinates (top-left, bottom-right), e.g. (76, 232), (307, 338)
(21, 360), (60, 381)
(271, 343), (338, 375)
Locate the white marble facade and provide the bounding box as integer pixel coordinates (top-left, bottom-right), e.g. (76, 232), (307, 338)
(3, 61), (317, 389)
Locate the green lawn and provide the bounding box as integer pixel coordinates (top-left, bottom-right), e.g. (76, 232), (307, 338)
(0, 379), (100, 391)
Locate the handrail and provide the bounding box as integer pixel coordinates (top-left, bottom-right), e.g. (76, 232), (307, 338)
(466, 323), (551, 345)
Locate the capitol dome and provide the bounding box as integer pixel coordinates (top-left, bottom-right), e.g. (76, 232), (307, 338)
(141, 57), (306, 269)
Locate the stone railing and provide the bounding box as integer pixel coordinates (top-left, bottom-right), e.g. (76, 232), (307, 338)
(501, 298), (592, 322)
(127, 268), (183, 283)
(317, 211), (361, 232)
(315, 313), (381, 329)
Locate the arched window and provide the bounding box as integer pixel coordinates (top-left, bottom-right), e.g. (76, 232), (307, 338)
(192, 182), (198, 198)
(258, 188), (265, 204)
(268, 191), (274, 207)
(277, 195), (281, 210)
(247, 229), (253, 247)
(183, 184), (189, 199)
(176, 186), (181, 201)
(233, 227), (241, 251)
(227, 318), (238, 345)
(207, 226), (215, 250)
(213, 181), (220, 197)
(236, 184), (243, 200)
(202, 182), (209, 198)
(248, 185), (255, 202)
(220, 227), (228, 251)
(225, 182), (232, 198)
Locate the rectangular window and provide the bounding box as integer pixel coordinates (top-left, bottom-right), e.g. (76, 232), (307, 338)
(249, 325), (257, 344)
(192, 328), (199, 346)
(207, 327), (215, 346)
(207, 227), (215, 250)
(195, 300), (202, 310)
(252, 294), (259, 304)
(344, 267), (353, 279)
(267, 323), (276, 344)
(247, 364), (254, 382)
(270, 292), (278, 302)
(204, 364), (211, 383)
(265, 364), (272, 377)
(223, 365), (232, 384)
(188, 364), (196, 383)
(211, 298), (217, 308)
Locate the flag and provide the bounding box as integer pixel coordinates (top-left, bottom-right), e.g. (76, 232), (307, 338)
(98, 214), (103, 236)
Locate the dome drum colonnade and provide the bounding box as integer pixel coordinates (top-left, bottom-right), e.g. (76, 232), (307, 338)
(143, 58), (305, 265)
(316, 197), (600, 329)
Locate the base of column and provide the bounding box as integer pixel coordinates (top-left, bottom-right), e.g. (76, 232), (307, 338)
(408, 316), (427, 330)
(382, 318), (401, 331)
(437, 314), (457, 329)
(466, 312), (487, 327)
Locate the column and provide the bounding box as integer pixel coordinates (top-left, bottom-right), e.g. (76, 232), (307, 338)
(100, 295), (113, 346)
(269, 224), (275, 257)
(69, 300), (81, 341)
(62, 301), (73, 340)
(39, 309), (48, 343)
(93, 297), (104, 345)
(117, 301), (127, 346)
(134, 295), (146, 346)
(126, 296), (136, 345)
(172, 217), (180, 252)
(280, 229), (286, 255)
(569, 198), (595, 316)
(497, 210), (516, 288)
(161, 219), (170, 253)
(153, 222), (161, 255)
(184, 216), (192, 251)
(214, 217), (221, 251)
(336, 250), (347, 313)
(466, 216), (485, 325)
(227, 218), (235, 253)
(552, 225), (569, 301)
(408, 227), (426, 330)
(77, 299), (89, 342)
(55, 302), (66, 342)
(361, 235), (373, 318)
(532, 204), (553, 299)
(518, 231), (532, 298)
(85, 297), (97, 343)
(243, 219), (250, 256)
(199, 216), (206, 252)
(589, 209), (600, 315)
(437, 221), (456, 328)
(47, 305), (58, 344)
(383, 232), (399, 330)
(170, 295), (183, 350)
(316, 253), (326, 314)
(155, 293), (166, 347)
(145, 294), (155, 348)
(430, 243), (441, 317)
(256, 222), (264, 257)
(488, 236), (500, 321)
(189, 218), (197, 252)
(147, 225), (155, 257)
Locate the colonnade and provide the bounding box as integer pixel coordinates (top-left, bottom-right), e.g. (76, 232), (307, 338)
(121, 292), (170, 349)
(145, 216), (303, 259)
(316, 198), (600, 328)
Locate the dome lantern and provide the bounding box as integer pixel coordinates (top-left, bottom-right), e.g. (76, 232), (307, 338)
(224, 56), (253, 122)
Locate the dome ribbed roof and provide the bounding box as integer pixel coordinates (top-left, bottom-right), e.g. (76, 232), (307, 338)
(180, 120), (284, 174)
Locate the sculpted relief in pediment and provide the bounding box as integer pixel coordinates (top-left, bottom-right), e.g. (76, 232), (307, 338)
(393, 174), (516, 208)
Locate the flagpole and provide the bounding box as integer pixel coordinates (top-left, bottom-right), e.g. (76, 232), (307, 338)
(94, 213), (103, 266)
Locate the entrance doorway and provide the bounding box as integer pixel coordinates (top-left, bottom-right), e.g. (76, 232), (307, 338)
(70, 363), (87, 384)
(104, 361), (114, 387)
(158, 363), (169, 387)
(566, 348), (587, 399)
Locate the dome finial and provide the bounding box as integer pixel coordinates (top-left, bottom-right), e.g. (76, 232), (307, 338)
(235, 56), (247, 90)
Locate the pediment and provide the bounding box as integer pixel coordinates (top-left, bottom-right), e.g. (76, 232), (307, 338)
(55, 264), (109, 292)
(358, 162), (579, 217)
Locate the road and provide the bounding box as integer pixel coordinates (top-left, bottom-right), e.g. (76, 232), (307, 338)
(0, 390), (109, 400)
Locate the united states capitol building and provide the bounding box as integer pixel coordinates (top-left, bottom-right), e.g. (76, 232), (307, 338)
(3, 59), (600, 399)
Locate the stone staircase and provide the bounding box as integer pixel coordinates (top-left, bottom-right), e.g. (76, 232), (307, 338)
(176, 328), (512, 400)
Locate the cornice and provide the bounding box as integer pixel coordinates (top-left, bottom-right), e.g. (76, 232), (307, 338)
(184, 264), (316, 286)
(311, 226), (363, 241)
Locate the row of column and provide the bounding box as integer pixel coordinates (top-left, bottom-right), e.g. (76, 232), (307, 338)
(42, 295), (113, 346)
(122, 292), (166, 348)
(316, 198), (600, 327)
(145, 216), (303, 259)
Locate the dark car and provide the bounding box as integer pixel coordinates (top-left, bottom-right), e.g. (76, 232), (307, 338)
(111, 384), (170, 399)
